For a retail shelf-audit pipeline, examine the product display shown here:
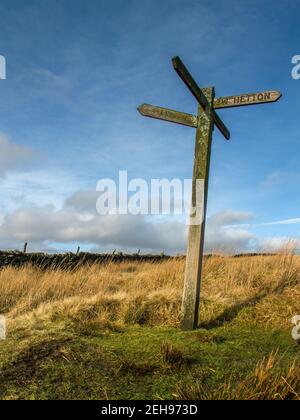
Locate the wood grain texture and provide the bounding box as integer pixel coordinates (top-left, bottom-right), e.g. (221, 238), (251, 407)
(214, 91), (282, 109)
(138, 104), (198, 128)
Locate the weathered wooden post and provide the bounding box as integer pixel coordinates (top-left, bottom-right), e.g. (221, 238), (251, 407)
(181, 87), (215, 330)
(23, 242), (28, 254)
(138, 56), (282, 331)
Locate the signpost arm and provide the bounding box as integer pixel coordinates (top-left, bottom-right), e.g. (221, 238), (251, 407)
(181, 87), (215, 330)
(137, 104), (198, 128)
(214, 91), (282, 109)
(172, 56), (230, 140)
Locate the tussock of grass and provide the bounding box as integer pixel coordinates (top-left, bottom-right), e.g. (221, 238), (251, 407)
(1, 260), (183, 330)
(176, 352), (300, 400)
(161, 342), (189, 367)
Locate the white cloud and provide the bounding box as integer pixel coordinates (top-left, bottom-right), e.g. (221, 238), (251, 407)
(226, 217), (300, 228)
(205, 210), (255, 254)
(0, 169), (88, 215)
(260, 237), (299, 253)
(65, 190), (99, 212)
(208, 210), (254, 227)
(0, 205), (186, 253)
(261, 218), (300, 226)
(0, 196), (258, 254)
(0, 133), (35, 177)
(260, 171), (300, 190)
(0, 187), (295, 254)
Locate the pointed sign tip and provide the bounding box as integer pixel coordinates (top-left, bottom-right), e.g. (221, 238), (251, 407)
(137, 104), (144, 114)
(172, 56), (181, 69)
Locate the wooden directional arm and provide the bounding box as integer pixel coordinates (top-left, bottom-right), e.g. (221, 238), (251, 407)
(138, 104), (198, 128)
(214, 91), (282, 109)
(172, 56), (230, 140)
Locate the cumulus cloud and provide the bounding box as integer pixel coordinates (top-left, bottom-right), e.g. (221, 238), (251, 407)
(205, 210), (255, 254)
(0, 204), (186, 253)
(0, 133), (35, 177)
(0, 186), (295, 254)
(0, 193), (259, 254)
(207, 210), (254, 227)
(65, 190), (99, 212)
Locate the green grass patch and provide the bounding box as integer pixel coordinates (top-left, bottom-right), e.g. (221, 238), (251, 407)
(0, 320), (299, 400)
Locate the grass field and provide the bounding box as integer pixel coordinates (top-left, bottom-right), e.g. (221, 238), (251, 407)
(0, 254), (299, 400)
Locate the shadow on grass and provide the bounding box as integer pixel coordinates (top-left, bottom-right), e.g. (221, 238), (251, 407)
(200, 275), (299, 330)
(199, 292), (267, 330)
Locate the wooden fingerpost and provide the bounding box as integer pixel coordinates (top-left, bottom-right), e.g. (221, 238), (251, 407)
(137, 55), (282, 331)
(182, 87), (215, 331)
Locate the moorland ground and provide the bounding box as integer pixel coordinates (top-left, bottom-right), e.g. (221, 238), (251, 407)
(0, 254), (299, 400)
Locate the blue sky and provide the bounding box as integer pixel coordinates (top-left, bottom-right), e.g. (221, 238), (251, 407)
(0, 0), (299, 253)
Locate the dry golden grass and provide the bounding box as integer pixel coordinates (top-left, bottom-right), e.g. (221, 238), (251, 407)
(1, 259), (183, 334)
(176, 351), (300, 400)
(0, 253), (300, 400)
(0, 253), (299, 334)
